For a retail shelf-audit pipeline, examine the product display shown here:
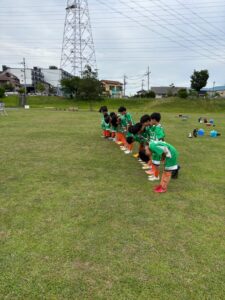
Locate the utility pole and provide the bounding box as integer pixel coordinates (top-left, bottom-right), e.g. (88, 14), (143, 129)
(146, 66), (151, 91)
(213, 81), (215, 97)
(22, 58), (27, 97)
(141, 79), (144, 91)
(123, 74), (127, 97)
(19, 58), (27, 106)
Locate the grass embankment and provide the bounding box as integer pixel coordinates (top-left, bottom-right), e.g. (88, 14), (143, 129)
(0, 108), (225, 299)
(4, 95), (225, 113)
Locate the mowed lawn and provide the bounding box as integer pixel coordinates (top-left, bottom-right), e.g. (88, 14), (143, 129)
(0, 109), (225, 299)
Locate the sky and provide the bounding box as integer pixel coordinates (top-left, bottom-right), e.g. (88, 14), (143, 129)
(0, 0), (225, 95)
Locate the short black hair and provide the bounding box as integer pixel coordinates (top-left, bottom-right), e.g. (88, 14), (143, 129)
(126, 136), (134, 144)
(128, 122), (142, 135)
(110, 112), (116, 118)
(139, 150), (150, 163)
(151, 112), (161, 122)
(104, 114), (110, 124)
(111, 115), (119, 128)
(99, 106), (108, 113)
(140, 114), (151, 124)
(118, 106), (126, 113)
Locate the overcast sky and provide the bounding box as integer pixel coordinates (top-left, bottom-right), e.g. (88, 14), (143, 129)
(0, 0), (225, 95)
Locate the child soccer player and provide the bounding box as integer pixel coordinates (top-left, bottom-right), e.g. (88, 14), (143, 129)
(118, 106), (134, 128)
(116, 106), (134, 153)
(150, 112), (165, 141)
(145, 141), (179, 193)
(99, 106), (110, 138)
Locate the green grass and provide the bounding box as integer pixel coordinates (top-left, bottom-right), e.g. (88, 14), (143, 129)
(0, 108), (225, 299)
(4, 95), (225, 113)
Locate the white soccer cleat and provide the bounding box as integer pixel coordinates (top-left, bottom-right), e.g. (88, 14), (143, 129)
(148, 176), (160, 181)
(142, 165), (151, 170)
(124, 150), (132, 154)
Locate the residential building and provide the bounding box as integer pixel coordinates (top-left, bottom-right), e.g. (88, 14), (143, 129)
(101, 80), (123, 98)
(0, 71), (20, 89)
(2, 65), (72, 95)
(202, 86), (225, 98)
(151, 86), (188, 98)
(40, 68), (72, 95)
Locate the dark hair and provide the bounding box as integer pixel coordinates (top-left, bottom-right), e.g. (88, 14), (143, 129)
(118, 106), (126, 113)
(126, 136), (134, 144)
(110, 112), (116, 118)
(151, 112), (161, 122)
(139, 150), (150, 163)
(99, 106), (108, 113)
(104, 115), (110, 124)
(140, 114), (151, 124)
(128, 123), (142, 135)
(111, 115), (119, 128)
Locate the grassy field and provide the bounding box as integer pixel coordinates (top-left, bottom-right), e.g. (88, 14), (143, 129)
(0, 107), (225, 299)
(3, 95), (225, 113)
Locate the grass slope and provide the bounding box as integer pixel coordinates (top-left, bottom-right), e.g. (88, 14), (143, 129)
(3, 95), (225, 113)
(0, 109), (225, 299)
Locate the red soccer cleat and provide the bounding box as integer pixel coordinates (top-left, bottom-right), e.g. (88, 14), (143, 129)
(154, 186), (167, 193)
(154, 185), (162, 191)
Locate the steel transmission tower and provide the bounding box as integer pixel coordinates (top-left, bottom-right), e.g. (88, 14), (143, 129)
(60, 0), (97, 76)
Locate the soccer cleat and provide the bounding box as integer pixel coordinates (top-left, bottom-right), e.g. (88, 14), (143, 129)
(142, 165), (151, 170)
(124, 150), (132, 154)
(154, 186), (167, 193)
(133, 153), (139, 158)
(116, 141), (123, 145)
(148, 176), (160, 181)
(120, 146), (127, 151)
(145, 169), (154, 175)
(154, 185), (162, 191)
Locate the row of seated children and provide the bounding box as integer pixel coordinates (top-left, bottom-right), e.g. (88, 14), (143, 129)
(99, 106), (179, 193)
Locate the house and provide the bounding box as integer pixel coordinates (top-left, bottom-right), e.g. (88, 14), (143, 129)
(202, 86), (225, 98)
(101, 80), (123, 98)
(0, 71), (20, 89)
(151, 86), (188, 98)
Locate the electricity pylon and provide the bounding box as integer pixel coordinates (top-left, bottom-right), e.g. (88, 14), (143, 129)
(60, 0), (97, 76)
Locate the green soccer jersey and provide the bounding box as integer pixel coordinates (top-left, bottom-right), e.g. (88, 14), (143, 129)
(150, 124), (165, 141)
(149, 141), (178, 170)
(124, 112), (134, 126)
(101, 114), (110, 130)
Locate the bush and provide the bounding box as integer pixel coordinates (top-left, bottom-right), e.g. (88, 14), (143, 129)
(145, 90), (156, 98)
(0, 87), (5, 98)
(178, 88), (188, 99)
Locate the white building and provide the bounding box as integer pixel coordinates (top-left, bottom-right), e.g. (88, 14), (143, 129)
(3, 66), (72, 94)
(40, 68), (72, 91)
(7, 67), (33, 87)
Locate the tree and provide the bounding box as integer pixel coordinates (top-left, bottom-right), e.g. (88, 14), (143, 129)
(145, 90), (156, 98)
(3, 83), (14, 92)
(0, 87), (5, 98)
(177, 88), (188, 99)
(36, 82), (45, 94)
(61, 76), (81, 98)
(79, 65), (103, 110)
(191, 69), (209, 93)
(49, 66), (58, 70)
